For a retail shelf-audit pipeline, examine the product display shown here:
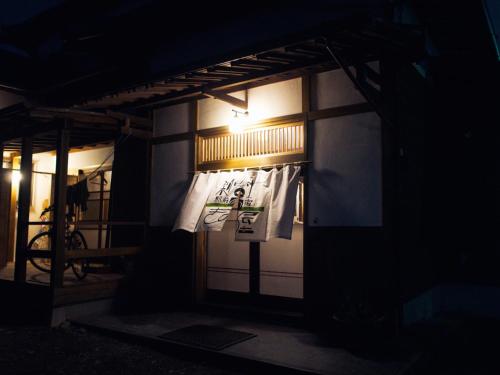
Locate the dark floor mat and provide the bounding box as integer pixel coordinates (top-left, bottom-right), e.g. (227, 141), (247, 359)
(158, 324), (257, 350)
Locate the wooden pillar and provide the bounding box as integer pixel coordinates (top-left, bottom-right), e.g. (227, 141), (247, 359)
(249, 242), (260, 296)
(14, 136), (33, 282)
(97, 170), (104, 249)
(380, 55), (401, 334)
(50, 126), (70, 288)
(301, 74), (312, 320)
(0, 141), (3, 181)
(0, 142), (6, 268)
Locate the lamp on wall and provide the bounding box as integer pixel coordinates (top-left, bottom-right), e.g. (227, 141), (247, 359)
(228, 109), (249, 134)
(11, 170), (22, 184)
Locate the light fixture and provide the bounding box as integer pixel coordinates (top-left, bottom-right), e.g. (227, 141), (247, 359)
(11, 170), (22, 185)
(228, 109), (249, 134)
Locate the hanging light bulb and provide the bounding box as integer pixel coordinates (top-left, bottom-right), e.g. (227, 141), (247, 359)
(228, 109), (249, 134)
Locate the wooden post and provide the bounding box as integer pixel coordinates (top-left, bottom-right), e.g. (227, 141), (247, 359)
(249, 242), (260, 296)
(14, 136), (33, 282)
(97, 170), (104, 249)
(301, 74), (312, 320)
(0, 141), (3, 181)
(50, 126), (70, 288)
(380, 55), (401, 336)
(0, 142), (7, 269)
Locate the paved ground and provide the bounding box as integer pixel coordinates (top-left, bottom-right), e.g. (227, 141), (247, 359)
(72, 311), (415, 375)
(413, 317), (500, 375)
(0, 324), (241, 375)
(1, 316), (499, 375)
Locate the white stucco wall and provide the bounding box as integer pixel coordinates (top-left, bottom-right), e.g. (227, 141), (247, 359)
(150, 102), (192, 227)
(311, 68), (366, 110)
(309, 66), (382, 227)
(150, 78), (302, 226)
(150, 140), (191, 226)
(153, 102), (191, 137)
(308, 113), (382, 227)
(197, 78), (302, 130)
(151, 71), (382, 228)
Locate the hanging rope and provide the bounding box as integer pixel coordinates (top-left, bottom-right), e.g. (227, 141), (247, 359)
(85, 132), (131, 180)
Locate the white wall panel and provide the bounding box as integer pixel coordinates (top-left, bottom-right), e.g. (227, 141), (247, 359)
(150, 140), (191, 226)
(197, 78), (302, 130)
(207, 221), (249, 293)
(247, 78), (302, 122)
(309, 112), (382, 226)
(197, 91), (246, 130)
(154, 103), (191, 137)
(312, 69), (366, 110)
(260, 224), (303, 299)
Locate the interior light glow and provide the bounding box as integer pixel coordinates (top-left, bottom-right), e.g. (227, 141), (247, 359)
(12, 170), (22, 184)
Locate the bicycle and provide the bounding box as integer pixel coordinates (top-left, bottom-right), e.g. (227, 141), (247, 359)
(27, 205), (89, 280)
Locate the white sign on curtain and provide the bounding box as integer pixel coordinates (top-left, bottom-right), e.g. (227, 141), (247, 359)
(173, 165), (301, 241)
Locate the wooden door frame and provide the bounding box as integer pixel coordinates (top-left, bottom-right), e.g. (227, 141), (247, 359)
(192, 76), (311, 312)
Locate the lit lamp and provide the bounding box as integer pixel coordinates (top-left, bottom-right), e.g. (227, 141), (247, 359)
(11, 170), (22, 184)
(229, 109), (249, 134)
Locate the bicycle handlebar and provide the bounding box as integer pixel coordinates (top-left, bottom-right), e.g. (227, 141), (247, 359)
(40, 205), (54, 218)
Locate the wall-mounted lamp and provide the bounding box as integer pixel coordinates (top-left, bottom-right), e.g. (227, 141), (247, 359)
(11, 170), (22, 185)
(229, 109), (249, 134)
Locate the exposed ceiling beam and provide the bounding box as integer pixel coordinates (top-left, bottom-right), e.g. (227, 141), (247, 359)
(105, 110), (152, 129)
(203, 90), (247, 111)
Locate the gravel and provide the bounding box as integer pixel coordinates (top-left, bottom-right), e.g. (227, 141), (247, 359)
(0, 323), (242, 375)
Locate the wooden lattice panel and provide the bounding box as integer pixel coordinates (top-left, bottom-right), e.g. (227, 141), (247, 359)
(197, 121), (306, 170)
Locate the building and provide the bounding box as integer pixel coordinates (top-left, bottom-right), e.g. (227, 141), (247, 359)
(0, 0), (498, 335)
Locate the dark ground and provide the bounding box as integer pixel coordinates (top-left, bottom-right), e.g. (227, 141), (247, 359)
(1, 317), (500, 375)
(0, 323), (241, 375)
(408, 316), (500, 375)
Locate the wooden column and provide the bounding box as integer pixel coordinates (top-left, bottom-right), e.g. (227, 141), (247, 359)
(97, 170), (104, 249)
(301, 74), (312, 319)
(380, 55), (401, 334)
(249, 242), (260, 296)
(14, 137), (33, 282)
(50, 126), (70, 288)
(0, 142), (6, 268)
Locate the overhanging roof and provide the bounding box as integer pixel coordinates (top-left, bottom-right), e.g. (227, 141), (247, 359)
(76, 39), (339, 111)
(0, 104), (151, 153)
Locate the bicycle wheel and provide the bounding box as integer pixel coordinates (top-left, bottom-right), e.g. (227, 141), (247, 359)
(27, 232), (52, 273)
(68, 231), (89, 280)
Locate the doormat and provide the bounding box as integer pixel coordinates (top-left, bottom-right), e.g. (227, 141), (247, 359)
(158, 324), (257, 351)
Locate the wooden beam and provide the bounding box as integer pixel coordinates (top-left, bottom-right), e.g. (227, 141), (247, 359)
(0, 121), (60, 143)
(26, 250), (51, 259)
(29, 108), (118, 126)
(151, 131), (194, 145)
(128, 58), (335, 110)
(308, 102), (373, 121)
(53, 280), (121, 306)
(324, 41), (392, 127)
(203, 90), (248, 111)
(30, 245), (157, 263)
(105, 110), (152, 129)
(65, 246), (141, 260)
(121, 127), (152, 140)
(77, 220), (145, 226)
(50, 125), (70, 288)
(14, 136), (33, 283)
